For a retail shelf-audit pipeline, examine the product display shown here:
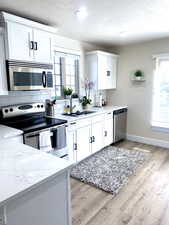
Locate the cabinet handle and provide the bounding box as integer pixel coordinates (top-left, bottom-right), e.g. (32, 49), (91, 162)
(107, 71), (111, 76)
(107, 112), (111, 115)
(104, 131), (107, 137)
(89, 137), (93, 143)
(42, 71), (47, 87)
(70, 122), (76, 125)
(34, 42), (38, 50)
(74, 143), (77, 151)
(92, 136), (95, 143)
(30, 41), (34, 50)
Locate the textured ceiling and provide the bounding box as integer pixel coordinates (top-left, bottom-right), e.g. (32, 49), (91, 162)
(1, 0), (169, 46)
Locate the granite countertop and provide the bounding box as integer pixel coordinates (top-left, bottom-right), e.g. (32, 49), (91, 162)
(50, 105), (128, 122)
(0, 140), (74, 207)
(0, 125), (23, 140)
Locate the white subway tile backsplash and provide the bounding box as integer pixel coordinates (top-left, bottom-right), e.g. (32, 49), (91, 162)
(0, 90), (52, 107)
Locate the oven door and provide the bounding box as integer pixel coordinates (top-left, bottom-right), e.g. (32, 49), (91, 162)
(24, 129), (53, 152)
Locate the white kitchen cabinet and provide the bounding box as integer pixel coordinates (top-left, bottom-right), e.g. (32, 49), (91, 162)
(67, 119), (92, 162)
(33, 29), (53, 63)
(67, 122), (76, 162)
(86, 50), (119, 90)
(104, 112), (113, 147)
(67, 111), (114, 163)
(0, 30), (8, 95)
(6, 22), (34, 62)
(91, 120), (104, 153)
(76, 124), (91, 161)
(1, 12), (56, 64)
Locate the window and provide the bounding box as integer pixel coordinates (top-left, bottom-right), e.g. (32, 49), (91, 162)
(52, 51), (80, 98)
(152, 55), (169, 129)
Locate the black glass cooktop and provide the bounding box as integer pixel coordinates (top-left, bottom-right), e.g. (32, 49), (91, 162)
(0, 112), (67, 133)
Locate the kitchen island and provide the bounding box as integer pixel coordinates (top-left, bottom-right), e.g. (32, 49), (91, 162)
(0, 140), (73, 225)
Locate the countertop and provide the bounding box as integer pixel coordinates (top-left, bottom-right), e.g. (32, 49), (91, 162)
(50, 105), (127, 122)
(0, 125), (23, 140)
(0, 140), (74, 207)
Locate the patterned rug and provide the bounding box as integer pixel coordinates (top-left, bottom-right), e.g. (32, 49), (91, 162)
(71, 146), (151, 195)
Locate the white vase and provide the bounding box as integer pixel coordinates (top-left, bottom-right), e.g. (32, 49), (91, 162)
(83, 104), (92, 111)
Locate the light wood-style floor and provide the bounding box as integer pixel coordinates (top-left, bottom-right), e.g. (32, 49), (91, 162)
(71, 140), (169, 225)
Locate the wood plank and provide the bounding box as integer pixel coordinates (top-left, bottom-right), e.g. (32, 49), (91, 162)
(71, 141), (169, 225)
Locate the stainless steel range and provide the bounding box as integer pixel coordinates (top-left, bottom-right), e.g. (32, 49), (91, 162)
(0, 103), (68, 158)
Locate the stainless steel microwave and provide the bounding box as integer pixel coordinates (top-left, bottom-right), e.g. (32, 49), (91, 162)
(7, 60), (53, 91)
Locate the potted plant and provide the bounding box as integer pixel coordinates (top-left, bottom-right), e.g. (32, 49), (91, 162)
(63, 87), (73, 98)
(80, 96), (92, 110)
(134, 70), (144, 80)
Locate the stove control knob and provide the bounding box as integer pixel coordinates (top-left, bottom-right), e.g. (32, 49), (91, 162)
(5, 109), (8, 113)
(41, 105), (44, 108)
(37, 105), (40, 108)
(10, 108), (13, 112)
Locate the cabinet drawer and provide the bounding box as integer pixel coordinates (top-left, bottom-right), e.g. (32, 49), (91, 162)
(91, 114), (104, 124)
(76, 118), (91, 128)
(67, 121), (77, 131)
(105, 111), (113, 120)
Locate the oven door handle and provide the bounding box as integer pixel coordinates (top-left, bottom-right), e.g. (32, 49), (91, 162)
(26, 134), (39, 138)
(42, 71), (47, 88)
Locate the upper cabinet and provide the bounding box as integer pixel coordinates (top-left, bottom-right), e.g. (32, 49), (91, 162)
(86, 50), (119, 90)
(0, 12), (56, 64)
(0, 29), (8, 95)
(7, 22), (33, 62)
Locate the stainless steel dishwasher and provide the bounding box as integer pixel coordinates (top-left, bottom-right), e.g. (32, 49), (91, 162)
(113, 108), (127, 143)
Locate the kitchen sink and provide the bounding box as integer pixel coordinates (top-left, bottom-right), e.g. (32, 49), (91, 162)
(62, 110), (96, 117)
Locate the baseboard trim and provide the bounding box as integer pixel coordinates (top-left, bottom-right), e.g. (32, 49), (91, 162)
(126, 134), (169, 149)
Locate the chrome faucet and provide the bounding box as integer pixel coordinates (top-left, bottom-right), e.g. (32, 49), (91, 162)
(70, 95), (76, 114)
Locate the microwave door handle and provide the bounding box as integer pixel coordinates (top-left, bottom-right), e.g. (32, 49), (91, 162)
(42, 71), (47, 88)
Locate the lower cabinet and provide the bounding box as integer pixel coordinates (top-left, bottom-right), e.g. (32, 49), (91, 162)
(104, 112), (113, 147)
(76, 125), (91, 161)
(67, 112), (114, 163)
(67, 123), (76, 162)
(91, 120), (104, 153)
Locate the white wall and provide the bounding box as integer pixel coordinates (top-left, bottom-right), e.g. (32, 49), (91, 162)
(107, 37), (169, 142)
(0, 34), (107, 107)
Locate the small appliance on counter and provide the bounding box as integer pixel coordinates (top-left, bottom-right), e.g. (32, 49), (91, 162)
(45, 99), (56, 117)
(0, 103), (68, 159)
(94, 92), (106, 107)
(94, 92), (103, 107)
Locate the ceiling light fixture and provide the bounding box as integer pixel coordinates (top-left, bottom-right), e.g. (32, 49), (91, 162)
(75, 7), (88, 20)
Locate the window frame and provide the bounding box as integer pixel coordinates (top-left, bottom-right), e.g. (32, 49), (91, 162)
(151, 54), (169, 132)
(52, 48), (81, 100)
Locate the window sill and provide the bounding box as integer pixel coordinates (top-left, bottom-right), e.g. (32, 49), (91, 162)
(151, 122), (169, 133)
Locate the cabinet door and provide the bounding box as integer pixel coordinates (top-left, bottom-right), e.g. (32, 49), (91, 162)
(67, 124), (76, 162)
(76, 125), (91, 162)
(33, 29), (53, 63)
(106, 55), (117, 89)
(92, 121), (104, 153)
(0, 32), (8, 95)
(7, 22), (33, 61)
(104, 113), (113, 147)
(97, 54), (107, 90)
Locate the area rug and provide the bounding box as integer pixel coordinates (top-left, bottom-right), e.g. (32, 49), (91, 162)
(71, 146), (151, 195)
